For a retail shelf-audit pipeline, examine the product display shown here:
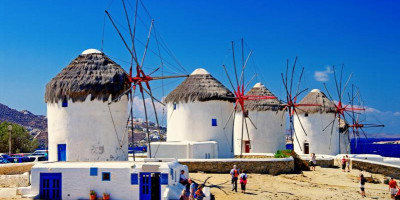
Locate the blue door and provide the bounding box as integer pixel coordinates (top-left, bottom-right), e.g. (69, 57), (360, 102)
(40, 173), (62, 200)
(57, 144), (66, 161)
(140, 172), (161, 200)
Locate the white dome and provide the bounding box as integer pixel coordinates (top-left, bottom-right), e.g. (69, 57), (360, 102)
(253, 82), (264, 88)
(81, 49), (102, 55)
(191, 68), (210, 75)
(311, 89), (321, 93)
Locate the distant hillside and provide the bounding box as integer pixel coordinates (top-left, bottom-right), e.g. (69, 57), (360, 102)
(0, 103), (47, 148)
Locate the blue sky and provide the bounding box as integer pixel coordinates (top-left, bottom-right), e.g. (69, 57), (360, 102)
(0, 0), (399, 135)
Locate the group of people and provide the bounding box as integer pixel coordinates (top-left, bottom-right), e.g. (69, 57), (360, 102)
(179, 165), (250, 200)
(341, 155), (351, 172)
(230, 165), (248, 193)
(179, 170), (205, 200)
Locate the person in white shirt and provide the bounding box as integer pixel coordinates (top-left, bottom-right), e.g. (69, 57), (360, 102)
(180, 170), (188, 185)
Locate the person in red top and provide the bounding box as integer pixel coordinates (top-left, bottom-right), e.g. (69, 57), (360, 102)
(341, 156), (347, 172)
(389, 177), (398, 199)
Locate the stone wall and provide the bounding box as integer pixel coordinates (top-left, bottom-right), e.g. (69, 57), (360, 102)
(315, 159), (334, 167)
(0, 173), (29, 187)
(0, 163), (35, 175)
(178, 157), (294, 175)
(352, 158), (400, 179)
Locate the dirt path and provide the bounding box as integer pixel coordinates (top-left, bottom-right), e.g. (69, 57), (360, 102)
(189, 167), (390, 200)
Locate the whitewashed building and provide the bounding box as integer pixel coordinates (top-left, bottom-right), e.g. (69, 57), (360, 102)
(23, 49), (192, 200)
(23, 160), (190, 200)
(293, 89), (347, 155)
(234, 83), (286, 155)
(45, 49), (130, 161)
(164, 68), (235, 158)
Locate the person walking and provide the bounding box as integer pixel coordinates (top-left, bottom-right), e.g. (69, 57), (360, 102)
(359, 173), (366, 197)
(230, 165), (240, 192)
(310, 153), (317, 171)
(188, 179), (195, 200)
(341, 156), (347, 172)
(239, 170), (248, 194)
(389, 177), (398, 199)
(346, 155), (351, 172)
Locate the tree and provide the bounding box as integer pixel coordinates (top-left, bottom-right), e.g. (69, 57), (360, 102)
(0, 122), (38, 153)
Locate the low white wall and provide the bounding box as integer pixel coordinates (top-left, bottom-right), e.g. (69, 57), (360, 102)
(149, 141), (218, 159)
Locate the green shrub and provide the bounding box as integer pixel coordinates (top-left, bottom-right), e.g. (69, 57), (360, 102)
(274, 150), (292, 158)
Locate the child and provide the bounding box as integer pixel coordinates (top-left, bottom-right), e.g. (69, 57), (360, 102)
(194, 185), (206, 200)
(395, 188), (400, 200)
(240, 170), (248, 194)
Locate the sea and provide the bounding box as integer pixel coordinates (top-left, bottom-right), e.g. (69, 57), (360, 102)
(285, 137), (400, 158)
(350, 138), (400, 158)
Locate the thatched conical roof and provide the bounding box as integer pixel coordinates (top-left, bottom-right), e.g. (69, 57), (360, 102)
(296, 89), (336, 114)
(45, 49), (130, 103)
(164, 68), (235, 103)
(237, 82), (282, 112)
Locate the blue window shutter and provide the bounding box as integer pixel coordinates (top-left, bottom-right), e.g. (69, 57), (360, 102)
(161, 173), (168, 185)
(90, 168), (98, 176)
(131, 173), (138, 185)
(212, 119), (217, 126)
(173, 104), (177, 110)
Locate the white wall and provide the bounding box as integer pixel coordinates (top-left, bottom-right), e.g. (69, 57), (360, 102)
(234, 111), (286, 155)
(167, 101), (234, 158)
(149, 141), (218, 159)
(294, 113), (346, 155)
(29, 161), (187, 200)
(47, 95), (129, 161)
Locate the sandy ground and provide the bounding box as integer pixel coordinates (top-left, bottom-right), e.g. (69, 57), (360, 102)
(190, 167), (390, 200)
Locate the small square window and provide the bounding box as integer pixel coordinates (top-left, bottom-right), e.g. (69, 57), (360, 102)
(212, 118), (217, 126)
(90, 167), (98, 176)
(102, 172), (110, 181)
(62, 99), (68, 107)
(173, 103), (177, 110)
(131, 173), (138, 185)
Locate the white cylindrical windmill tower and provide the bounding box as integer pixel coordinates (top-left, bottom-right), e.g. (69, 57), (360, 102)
(45, 49), (130, 161)
(234, 83), (286, 155)
(164, 68), (235, 158)
(293, 89), (342, 155)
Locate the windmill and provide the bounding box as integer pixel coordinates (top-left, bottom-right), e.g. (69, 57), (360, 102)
(321, 65), (365, 151)
(105, 0), (188, 159)
(346, 84), (384, 150)
(221, 39), (278, 157)
(280, 57), (321, 152)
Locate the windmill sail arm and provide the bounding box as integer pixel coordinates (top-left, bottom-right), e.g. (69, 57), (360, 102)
(151, 75), (189, 80)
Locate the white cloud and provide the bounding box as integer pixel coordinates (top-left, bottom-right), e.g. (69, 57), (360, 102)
(131, 96), (166, 124)
(394, 112), (400, 116)
(314, 66), (333, 82)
